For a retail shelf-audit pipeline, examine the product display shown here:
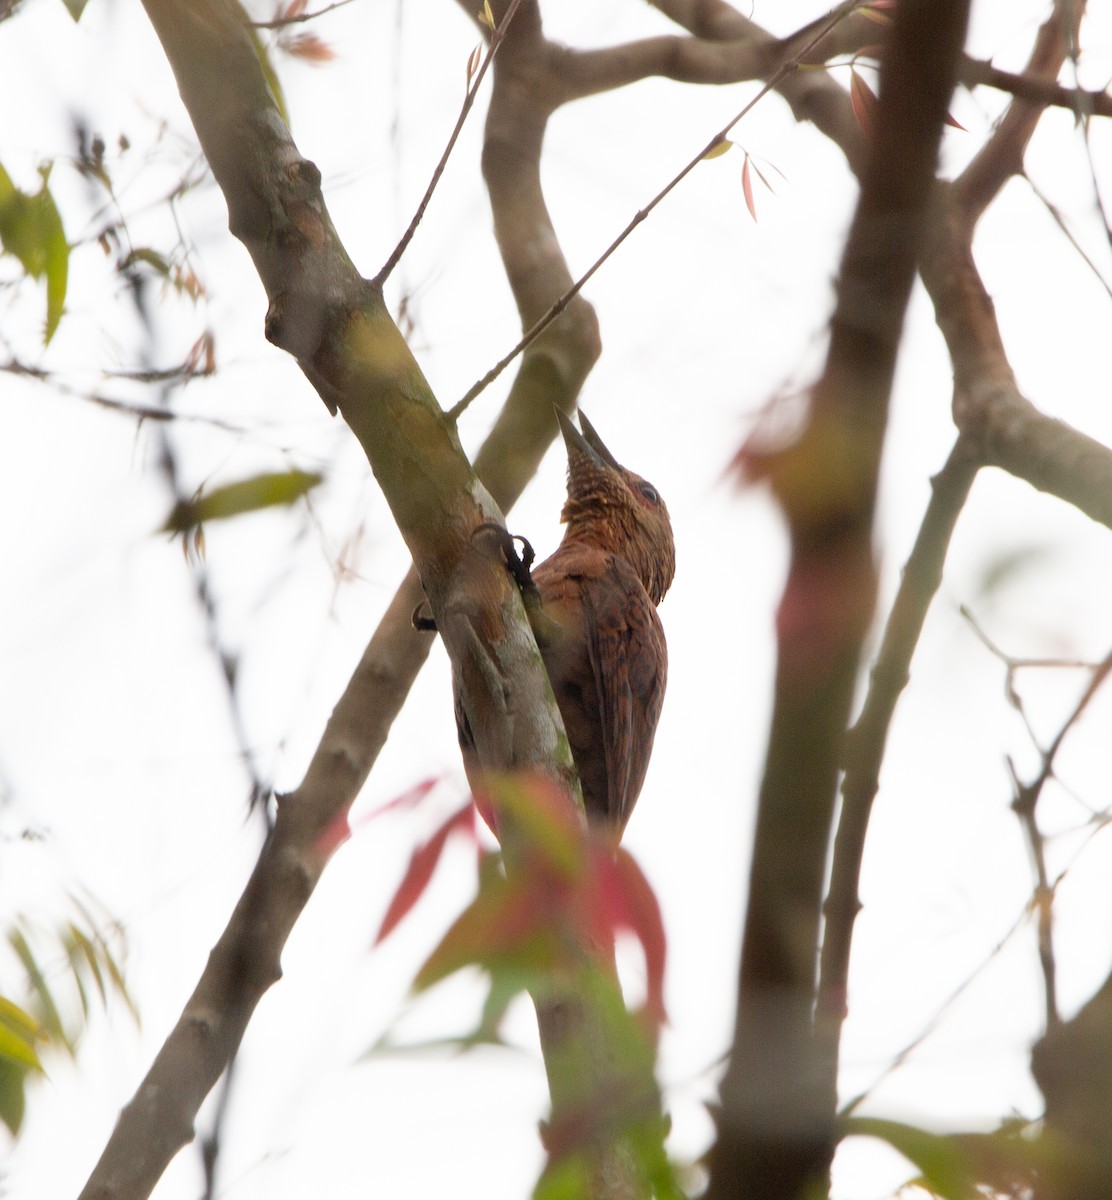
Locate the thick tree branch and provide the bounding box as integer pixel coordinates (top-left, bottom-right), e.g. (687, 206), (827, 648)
(705, 3), (972, 1198)
(79, 1), (589, 1196)
(814, 0), (1095, 1175)
(920, 2), (1112, 528)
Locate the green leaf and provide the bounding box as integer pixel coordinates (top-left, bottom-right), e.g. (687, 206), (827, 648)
(162, 469), (324, 534)
(120, 247), (171, 277)
(701, 139), (733, 161)
(7, 926), (67, 1048)
(0, 161), (69, 343)
(0, 998), (42, 1072)
(0, 1057), (29, 1135)
(59, 0), (91, 20)
(845, 1117), (975, 1200)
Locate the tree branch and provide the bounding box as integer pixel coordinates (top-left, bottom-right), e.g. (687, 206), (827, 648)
(79, 1), (584, 1195)
(705, 3), (972, 1197)
(816, 439), (977, 1050)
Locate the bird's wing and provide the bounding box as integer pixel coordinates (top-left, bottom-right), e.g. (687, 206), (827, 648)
(581, 556), (668, 832)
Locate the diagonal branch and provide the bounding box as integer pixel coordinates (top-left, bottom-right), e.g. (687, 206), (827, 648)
(79, 1), (583, 1195)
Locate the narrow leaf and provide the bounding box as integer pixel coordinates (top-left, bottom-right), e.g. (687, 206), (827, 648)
(161, 469), (323, 534)
(361, 777), (440, 824)
(0, 999), (41, 1072)
(741, 154), (757, 221)
(466, 43), (483, 86)
(849, 67), (878, 139)
(121, 247), (171, 277)
(608, 849), (668, 1029)
(374, 802), (474, 944)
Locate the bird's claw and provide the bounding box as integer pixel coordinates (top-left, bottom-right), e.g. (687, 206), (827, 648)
(412, 601), (437, 632)
(472, 521), (540, 605)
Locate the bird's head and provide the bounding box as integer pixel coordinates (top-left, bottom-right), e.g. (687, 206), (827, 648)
(556, 408), (676, 605)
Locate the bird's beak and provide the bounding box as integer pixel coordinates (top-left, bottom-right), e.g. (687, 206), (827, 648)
(555, 408), (621, 469)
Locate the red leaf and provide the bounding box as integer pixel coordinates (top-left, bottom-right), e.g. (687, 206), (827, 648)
(360, 777), (439, 825)
(741, 154), (757, 222)
(284, 32), (335, 63)
(589, 847), (669, 1030)
(945, 111), (967, 131)
(477, 771), (586, 876)
(414, 867), (557, 990)
(313, 809), (351, 863)
(849, 67), (878, 139)
(374, 802), (475, 945)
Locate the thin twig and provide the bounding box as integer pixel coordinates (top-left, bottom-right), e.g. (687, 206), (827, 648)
(3, 358), (249, 432)
(1022, 172), (1112, 302)
(839, 902), (1031, 1117)
(446, 0), (862, 422)
(1009, 754), (1061, 1030)
(980, 628), (1112, 1031)
(373, 0), (524, 288)
(251, 0), (357, 30)
(817, 442), (977, 1047)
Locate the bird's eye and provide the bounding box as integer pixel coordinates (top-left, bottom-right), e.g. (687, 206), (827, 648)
(638, 482), (660, 505)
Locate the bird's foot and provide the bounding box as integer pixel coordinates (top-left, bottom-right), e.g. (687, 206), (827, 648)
(412, 601), (437, 632)
(472, 522), (541, 611)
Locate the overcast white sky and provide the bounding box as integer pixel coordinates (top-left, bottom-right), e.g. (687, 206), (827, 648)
(3, 1), (1112, 1197)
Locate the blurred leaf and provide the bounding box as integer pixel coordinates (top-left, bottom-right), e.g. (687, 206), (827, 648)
(0, 1057), (29, 1135)
(0, 161), (69, 343)
(120, 247), (171, 277)
(374, 801), (475, 945)
(592, 848), (668, 1031)
(478, 0), (495, 32)
(477, 772), (584, 878)
(282, 32), (335, 63)
(849, 1116), (1045, 1199)
(0, 998), (42, 1072)
(162, 468), (323, 534)
(414, 863), (557, 992)
(361, 776), (440, 823)
(849, 67), (878, 139)
(8, 926), (66, 1049)
(59, 0), (90, 20)
(973, 541), (1057, 601)
(857, 1), (893, 24)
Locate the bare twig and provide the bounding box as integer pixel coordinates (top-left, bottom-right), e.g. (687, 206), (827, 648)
(373, 0), (524, 287)
(447, 0), (863, 421)
(817, 440), (978, 1044)
(959, 54), (1112, 118)
(251, 0), (357, 29)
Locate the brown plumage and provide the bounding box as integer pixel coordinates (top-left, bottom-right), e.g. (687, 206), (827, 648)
(528, 409), (675, 838)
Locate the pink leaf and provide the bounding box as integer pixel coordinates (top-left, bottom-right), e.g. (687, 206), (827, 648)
(742, 154), (758, 222)
(374, 802), (475, 945)
(850, 68), (878, 139)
